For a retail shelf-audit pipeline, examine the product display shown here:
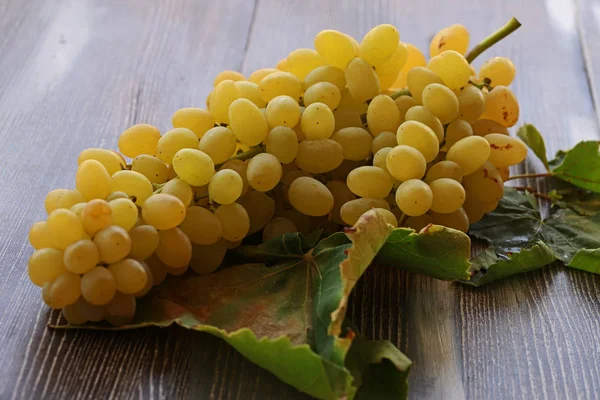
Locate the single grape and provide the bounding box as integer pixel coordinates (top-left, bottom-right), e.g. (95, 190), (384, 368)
(288, 177), (334, 216)
(249, 68), (278, 84)
(78, 148), (125, 176)
(406, 67), (443, 104)
(28, 248), (67, 287)
(372, 131), (397, 154)
(301, 102), (335, 140)
(303, 65), (346, 90)
(172, 148), (215, 187)
(45, 189), (69, 214)
(394, 96), (418, 123)
(108, 258), (148, 294)
(393, 43), (427, 88)
(64, 239), (100, 275)
(156, 127), (198, 164)
(480, 86), (519, 127)
(191, 240), (228, 275)
(141, 194), (186, 230)
(161, 178), (193, 206)
(446, 136), (491, 175)
(429, 24), (469, 57)
(238, 191), (276, 234)
(445, 119), (473, 149)
(172, 107), (214, 139)
(375, 43), (408, 86)
(471, 119), (510, 136)
(209, 169), (244, 204)
(276, 58), (289, 71)
(265, 126), (299, 164)
(457, 86), (485, 123)
(429, 208), (469, 233)
(484, 134), (528, 167)
(28, 221), (53, 249)
(81, 199), (112, 236)
(81, 266), (117, 306)
(373, 147), (393, 173)
(214, 203), (250, 241)
(219, 160), (250, 195)
(93, 225), (131, 264)
(118, 124), (161, 158)
(395, 179), (433, 216)
(76, 160), (111, 201)
(132, 155), (169, 184)
(210, 80), (240, 123)
(396, 121), (439, 162)
(229, 99), (269, 146)
(425, 161), (463, 183)
(428, 178), (466, 214)
(367, 95), (401, 136)
(347, 166), (393, 198)
(359, 24), (400, 66)
(479, 57), (516, 86)
(340, 198), (390, 226)
(427, 50), (471, 91)
(110, 170), (153, 205)
(386, 145), (427, 181)
(214, 70), (245, 86)
(304, 82), (341, 110)
(47, 209), (86, 250)
(497, 166), (510, 182)
(314, 30), (356, 69)
(345, 58), (380, 102)
(265, 95), (301, 128)
(404, 105), (444, 142)
(258, 72), (303, 102)
(44, 272), (81, 309)
(62, 302), (88, 325)
(128, 225), (159, 260)
(462, 161), (504, 203)
(286, 48), (326, 80)
(235, 81), (267, 108)
(156, 227), (193, 269)
(295, 139), (344, 173)
(105, 292), (136, 326)
(179, 206), (222, 245)
(70, 202), (87, 217)
(246, 153), (282, 192)
(107, 198), (138, 231)
(331, 127), (373, 161)
(421, 83), (460, 124)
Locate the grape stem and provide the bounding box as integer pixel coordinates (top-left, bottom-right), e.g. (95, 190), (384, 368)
(513, 186), (552, 200)
(389, 88), (411, 100)
(398, 213), (408, 227)
(504, 172), (554, 181)
(465, 17), (522, 63)
(216, 145), (265, 168)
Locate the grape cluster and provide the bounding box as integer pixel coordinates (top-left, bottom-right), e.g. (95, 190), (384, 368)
(27, 22), (527, 326)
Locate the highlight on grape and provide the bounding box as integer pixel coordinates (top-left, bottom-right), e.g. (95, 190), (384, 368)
(28, 20), (527, 326)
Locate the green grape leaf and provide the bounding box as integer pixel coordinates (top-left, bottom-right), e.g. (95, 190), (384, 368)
(375, 225), (472, 281)
(468, 187), (600, 279)
(517, 124), (550, 170)
(51, 210), (401, 400)
(549, 188), (600, 216)
(551, 141), (600, 193)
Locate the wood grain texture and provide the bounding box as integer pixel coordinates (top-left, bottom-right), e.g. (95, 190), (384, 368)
(0, 0), (599, 399)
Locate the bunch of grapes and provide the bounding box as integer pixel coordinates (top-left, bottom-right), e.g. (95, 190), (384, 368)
(27, 22), (527, 326)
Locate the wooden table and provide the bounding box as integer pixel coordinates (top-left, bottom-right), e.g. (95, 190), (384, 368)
(1, 0), (599, 398)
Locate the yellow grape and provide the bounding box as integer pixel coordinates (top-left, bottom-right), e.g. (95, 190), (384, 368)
(326, 180), (357, 225)
(395, 179), (433, 217)
(480, 86), (519, 127)
(396, 121), (439, 162)
(235, 81), (267, 108)
(258, 72), (303, 102)
(249, 68), (278, 84)
(265, 126), (298, 164)
(295, 139), (344, 173)
(333, 110), (361, 133)
(220, 160), (250, 195)
(179, 206), (222, 245)
(61, 302), (88, 325)
(286, 48), (326, 80)
(238, 191), (276, 234)
(288, 177), (334, 216)
(430, 208), (470, 232)
(386, 145), (427, 181)
(337, 88), (368, 114)
(276, 58), (289, 71)
(172, 148), (215, 186)
(141, 194), (186, 230)
(340, 198), (390, 226)
(229, 98), (269, 146)
(47, 209), (86, 250)
(28, 248), (67, 287)
(301, 102), (335, 140)
(427, 50), (471, 91)
(372, 131), (397, 154)
(132, 155), (169, 184)
(209, 169), (244, 204)
(191, 240), (228, 275)
(45, 189), (69, 214)
(374, 208), (398, 227)
(156, 227), (192, 268)
(485, 134), (528, 167)
(108, 258), (148, 294)
(76, 160), (111, 201)
(428, 178), (466, 214)
(172, 108), (214, 139)
(331, 127), (373, 161)
(375, 42), (408, 77)
(367, 95), (401, 136)
(162, 178), (193, 206)
(110, 170), (153, 205)
(445, 119), (473, 149)
(462, 161), (504, 203)
(262, 218), (298, 242)
(214, 203), (250, 241)
(93, 225), (131, 264)
(446, 136), (491, 175)
(429, 24), (469, 57)
(108, 198), (138, 231)
(246, 153), (282, 192)
(479, 57), (516, 86)
(198, 126), (236, 164)
(118, 124), (161, 158)
(498, 166), (510, 182)
(482, 199), (499, 213)
(303, 65), (346, 90)
(394, 95), (418, 123)
(28, 221), (53, 249)
(471, 119), (510, 136)
(145, 254), (168, 286)
(133, 260), (153, 297)
(210, 80), (240, 123)
(265, 95), (301, 127)
(304, 82), (341, 110)
(347, 166), (393, 198)
(128, 225), (159, 260)
(425, 161), (463, 183)
(373, 147), (393, 172)
(156, 127), (198, 164)
(105, 292), (136, 326)
(462, 190), (485, 224)
(405, 214), (433, 231)
(407, 67), (443, 104)
(359, 24), (400, 66)
(404, 105), (444, 143)
(44, 272), (81, 309)
(393, 43), (427, 88)
(81, 199), (113, 236)
(78, 148), (125, 176)
(421, 83), (460, 124)
(81, 266), (117, 306)
(345, 58), (380, 103)
(457, 86), (485, 123)
(213, 70), (245, 86)
(314, 30), (356, 69)
(70, 202), (87, 217)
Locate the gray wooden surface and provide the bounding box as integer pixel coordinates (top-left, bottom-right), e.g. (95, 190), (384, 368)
(0, 0), (599, 399)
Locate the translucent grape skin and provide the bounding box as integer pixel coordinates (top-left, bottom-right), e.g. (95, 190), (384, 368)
(265, 95), (301, 128)
(210, 80), (240, 124)
(108, 258), (148, 294)
(219, 160), (250, 195)
(172, 107), (215, 139)
(301, 102), (335, 140)
(394, 96), (418, 123)
(314, 30), (356, 70)
(214, 70), (245, 86)
(258, 72), (303, 102)
(471, 119), (510, 136)
(118, 124), (161, 158)
(156, 227), (193, 269)
(209, 169), (244, 204)
(478, 57), (516, 87)
(340, 198), (390, 226)
(161, 177), (194, 206)
(331, 127), (373, 161)
(237, 191), (276, 234)
(81, 199), (112, 236)
(128, 225), (159, 260)
(286, 48), (326, 80)
(76, 160), (111, 201)
(81, 266), (117, 306)
(404, 105), (444, 143)
(156, 127), (199, 164)
(425, 161), (463, 183)
(110, 170), (153, 206)
(236, 80), (267, 108)
(132, 155), (169, 184)
(229, 98), (269, 146)
(359, 24), (400, 66)
(427, 50), (471, 91)
(105, 292), (136, 326)
(345, 58), (380, 102)
(446, 136), (491, 175)
(44, 272), (81, 309)
(249, 68), (278, 84)
(346, 166), (393, 199)
(28, 221), (54, 249)
(265, 126), (299, 164)
(295, 139), (344, 173)
(179, 206), (223, 245)
(28, 248), (68, 287)
(429, 24), (469, 57)
(288, 177), (334, 217)
(108, 198), (138, 231)
(64, 239), (100, 275)
(462, 161), (504, 204)
(428, 178), (466, 214)
(141, 194), (186, 230)
(326, 180), (357, 225)
(458, 86), (485, 123)
(445, 119), (473, 149)
(372, 131), (397, 155)
(172, 148), (215, 187)
(480, 86), (520, 127)
(396, 121), (439, 162)
(406, 67), (443, 104)
(262, 218), (298, 242)
(246, 153), (282, 192)
(386, 145), (427, 181)
(93, 225), (132, 264)
(367, 95), (401, 136)
(191, 240), (228, 275)
(303, 82), (341, 110)
(303, 65), (347, 90)
(47, 209), (86, 250)
(395, 179), (433, 217)
(214, 203), (250, 241)
(197, 126), (236, 165)
(484, 134), (528, 167)
(421, 83), (460, 124)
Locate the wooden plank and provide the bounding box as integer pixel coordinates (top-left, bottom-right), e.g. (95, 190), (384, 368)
(576, 0), (600, 129)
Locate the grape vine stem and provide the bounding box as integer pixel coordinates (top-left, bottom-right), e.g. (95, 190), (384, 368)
(504, 172), (554, 181)
(513, 186), (552, 200)
(465, 17), (522, 63)
(216, 145), (265, 168)
(389, 88), (411, 100)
